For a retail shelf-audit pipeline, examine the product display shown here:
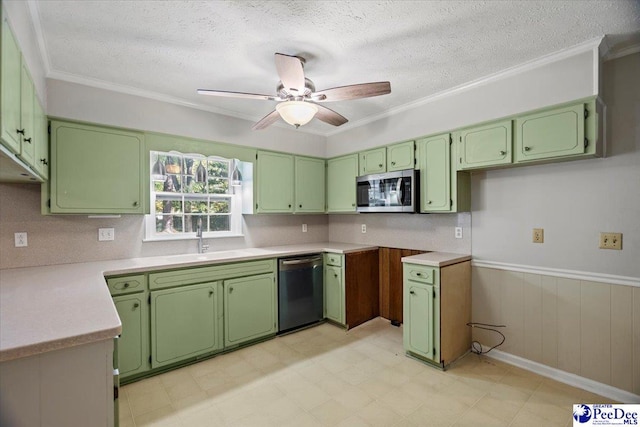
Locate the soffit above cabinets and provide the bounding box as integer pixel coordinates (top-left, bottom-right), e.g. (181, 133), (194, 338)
(25, 1), (640, 136)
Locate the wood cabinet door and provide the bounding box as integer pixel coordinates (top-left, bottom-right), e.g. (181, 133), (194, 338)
(256, 150), (294, 213)
(387, 141), (414, 171)
(359, 147), (386, 176)
(417, 133), (451, 212)
(456, 120), (512, 170)
(19, 62), (36, 168)
(326, 154), (358, 213)
(324, 265), (344, 324)
(151, 282), (221, 368)
(294, 156), (325, 213)
(0, 17), (22, 154)
(404, 282), (435, 360)
(113, 293), (149, 378)
(50, 121), (144, 213)
(33, 99), (48, 179)
(224, 273), (277, 347)
(515, 104), (585, 162)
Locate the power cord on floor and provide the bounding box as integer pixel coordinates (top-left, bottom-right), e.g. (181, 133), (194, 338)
(466, 322), (506, 355)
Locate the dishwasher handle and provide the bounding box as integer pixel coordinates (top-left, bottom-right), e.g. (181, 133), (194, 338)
(281, 257), (323, 266)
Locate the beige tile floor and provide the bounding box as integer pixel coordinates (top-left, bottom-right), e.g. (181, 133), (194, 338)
(119, 318), (615, 427)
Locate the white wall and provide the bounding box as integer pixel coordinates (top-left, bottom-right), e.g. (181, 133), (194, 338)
(472, 53), (640, 278)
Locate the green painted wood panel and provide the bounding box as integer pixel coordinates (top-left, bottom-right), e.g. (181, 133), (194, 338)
(151, 281), (222, 368)
(359, 147), (386, 176)
(404, 283), (435, 360)
(324, 264), (344, 324)
(417, 134), (451, 212)
(326, 154), (358, 213)
(113, 293), (149, 378)
(224, 273), (277, 347)
(0, 16), (22, 154)
(50, 121), (144, 213)
(515, 103), (585, 162)
(18, 62), (35, 168)
(256, 150), (294, 213)
(387, 141), (415, 171)
(456, 120), (512, 170)
(33, 99), (48, 179)
(294, 156), (325, 213)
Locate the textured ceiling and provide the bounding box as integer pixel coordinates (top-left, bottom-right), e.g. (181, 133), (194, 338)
(31, 0), (640, 135)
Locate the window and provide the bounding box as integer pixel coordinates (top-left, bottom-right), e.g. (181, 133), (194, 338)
(145, 151), (243, 240)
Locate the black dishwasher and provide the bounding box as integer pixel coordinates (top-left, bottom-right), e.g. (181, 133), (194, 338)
(278, 254), (324, 333)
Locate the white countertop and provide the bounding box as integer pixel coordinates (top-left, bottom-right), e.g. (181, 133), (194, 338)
(0, 242), (377, 362)
(401, 252), (471, 267)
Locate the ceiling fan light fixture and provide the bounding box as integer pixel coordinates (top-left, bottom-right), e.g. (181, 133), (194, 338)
(276, 101), (318, 128)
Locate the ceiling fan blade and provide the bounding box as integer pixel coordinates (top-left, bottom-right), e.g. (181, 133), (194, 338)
(197, 89), (278, 101)
(274, 53), (306, 94)
(252, 110), (281, 130)
(315, 104), (348, 127)
(313, 81), (391, 102)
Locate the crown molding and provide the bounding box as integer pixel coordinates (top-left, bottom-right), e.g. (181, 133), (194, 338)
(603, 42), (640, 61)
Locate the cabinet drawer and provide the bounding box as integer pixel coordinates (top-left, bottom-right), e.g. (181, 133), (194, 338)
(325, 253), (342, 267)
(405, 265), (435, 285)
(107, 275), (146, 296)
(149, 259), (276, 290)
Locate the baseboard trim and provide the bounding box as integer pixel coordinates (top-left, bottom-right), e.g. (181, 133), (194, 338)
(482, 347), (640, 404)
(471, 260), (640, 288)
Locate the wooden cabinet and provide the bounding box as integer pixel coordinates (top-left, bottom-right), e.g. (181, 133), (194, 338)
(326, 154), (358, 213)
(515, 103), (586, 162)
(324, 254), (345, 325)
(359, 147), (386, 175)
(255, 150), (294, 213)
(378, 248), (425, 324)
(224, 273), (277, 348)
(403, 260), (471, 368)
(455, 120), (512, 170)
(151, 281), (222, 369)
(0, 15), (22, 155)
(294, 156), (325, 213)
(48, 120), (145, 213)
(416, 133), (470, 213)
(387, 140), (415, 171)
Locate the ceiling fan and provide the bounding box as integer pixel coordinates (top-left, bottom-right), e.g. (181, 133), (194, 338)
(197, 53), (391, 130)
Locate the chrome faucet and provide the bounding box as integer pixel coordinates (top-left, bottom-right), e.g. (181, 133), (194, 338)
(196, 218), (209, 254)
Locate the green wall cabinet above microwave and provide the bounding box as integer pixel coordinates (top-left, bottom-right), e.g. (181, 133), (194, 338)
(47, 120), (145, 214)
(359, 147), (386, 176)
(358, 141), (415, 176)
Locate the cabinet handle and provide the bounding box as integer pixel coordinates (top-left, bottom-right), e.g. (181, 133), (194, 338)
(229, 286), (234, 293)
(416, 273), (422, 277)
(524, 146), (531, 152)
(499, 150), (506, 155)
(133, 303), (139, 308)
(16, 129), (24, 135)
(391, 161), (396, 166)
(123, 282), (130, 288)
(378, 164), (383, 168)
(40, 158), (48, 165)
(24, 138), (32, 144)
(133, 201), (139, 207)
(410, 290), (415, 295)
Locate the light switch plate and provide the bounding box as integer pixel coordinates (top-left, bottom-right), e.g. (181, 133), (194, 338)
(98, 228), (115, 241)
(14, 232), (28, 247)
(599, 232), (622, 250)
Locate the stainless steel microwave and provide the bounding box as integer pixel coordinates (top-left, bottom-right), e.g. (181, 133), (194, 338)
(356, 169), (418, 213)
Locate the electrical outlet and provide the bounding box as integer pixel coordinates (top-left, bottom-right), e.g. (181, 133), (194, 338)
(302, 224), (307, 233)
(14, 232), (28, 247)
(98, 228), (115, 241)
(532, 228), (544, 243)
(455, 227), (463, 239)
(361, 224), (367, 234)
(599, 232), (622, 250)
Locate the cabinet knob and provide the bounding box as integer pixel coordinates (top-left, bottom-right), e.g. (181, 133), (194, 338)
(391, 161), (396, 166)
(334, 273), (338, 278)
(524, 146), (531, 152)
(209, 290), (214, 296)
(499, 150), (506, 155)
(123, 282), (130, 288)
(16, 129), (24, 135)
(229, 286), (234, 293)
(410, 290), (415, 295)
(416, 273), (422, 277)
(299, 204), (302, 208)
(378, 164), (383, 168)
(352, 203), (355, 207)
(24, 138), (32, 144)
(133, 303), (139, 308)
(427, 200), (432, 205)
(133, 201), (139, 207)
(40, 158), (48, 165)
(288, 204), (292, 208)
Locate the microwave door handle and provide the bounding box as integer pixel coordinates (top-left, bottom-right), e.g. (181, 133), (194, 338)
(398, 178), (403, 205)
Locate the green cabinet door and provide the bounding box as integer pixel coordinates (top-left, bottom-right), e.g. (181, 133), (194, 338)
(294, 156), (325, 213)
(0, 16), (22, 154)
(324, 265), (344, 324)
(33, 99), (48, 179)
(113, 293), (149, 378)
(417, 134), (451, 212)
(359, 147), (386, 176)
(49, 121), (144, 213)
(456, 120), (512, 170)
(256, 150), (294, 213)
(327, 154), (358, 213)
(387, 141), (415, 171)
(224, 273), (277, 348)
(151, 282), (222, 368)
(515, 103), (585, 162)
(18, 62), (35, 168)
(404, 282), (435, 360)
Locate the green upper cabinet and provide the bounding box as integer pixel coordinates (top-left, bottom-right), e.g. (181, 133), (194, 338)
(49, 121), (145, 214)
(387, 140), (415, 171)
(256, 150), (294, 213)
(224, 273), (277, 348)
(113, 292), (149, 378)
(515, 103), (585, 162)
(327, 154), (358, 213)
(359, 147), (386, 176)
(18, 62), (35, 168)
(33, 99), (48, 179)
(0, 15), (22, 155)
(294, 156), (325, 213)
(416, 134), (450, 212)
(455, 120), (512, 170)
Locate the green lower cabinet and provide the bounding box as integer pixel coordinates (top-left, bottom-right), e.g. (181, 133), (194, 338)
(326, 154), (358, 213)
(324, 263), (344, 325)
(151, 281), (223, 368)
(113, 293), (149, 378)
(455, 120), (512, 170)
(403, 264), (440, 365)
(224, 273), (277, 348)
